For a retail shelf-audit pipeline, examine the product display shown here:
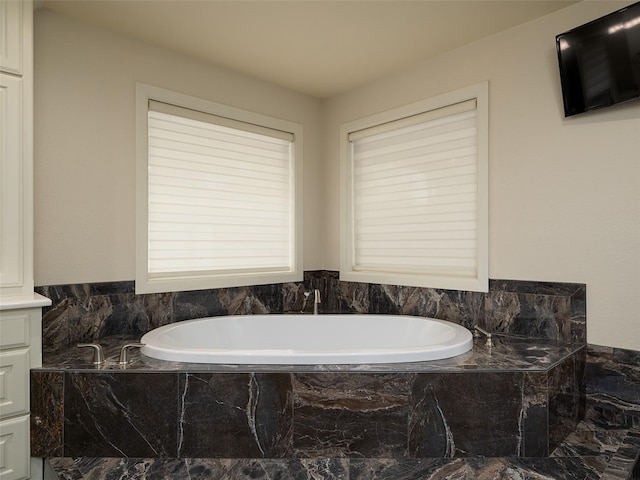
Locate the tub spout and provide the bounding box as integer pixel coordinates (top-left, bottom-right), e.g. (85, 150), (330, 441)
(313, 289), (321, 315)
(301, 289), (322, 314)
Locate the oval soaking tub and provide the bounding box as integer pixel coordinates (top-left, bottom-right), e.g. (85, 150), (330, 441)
(140, 314), (473, 365)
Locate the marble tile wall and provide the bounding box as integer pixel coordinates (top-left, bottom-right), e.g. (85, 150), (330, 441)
(582, 345), (640, 430)
(32, 274), (640, 478)
(35, 271), (586, 352)
(31, 352), (583, 459)
(549, 348), (587, 450)
(31, 273), (591, 462)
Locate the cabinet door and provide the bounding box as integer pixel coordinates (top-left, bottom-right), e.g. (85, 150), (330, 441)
(0, 415), (29, 480)
(0, 1), (23, 75)
(0, 349), (29, 419)
(0, 73), (24, 291)
(0, 310), (30, 350)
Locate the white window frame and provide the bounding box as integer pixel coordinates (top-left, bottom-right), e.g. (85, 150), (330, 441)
(135, 83), (303, 294)
(340, 82), (489, 292)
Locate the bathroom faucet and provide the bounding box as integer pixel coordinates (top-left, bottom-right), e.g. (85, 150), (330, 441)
(301, 288), (321, 314)
(313, 288), (321, 315)
(118, 343), (145, 365)
(473, 325), (493, 348)
(77, 343), (105, 365)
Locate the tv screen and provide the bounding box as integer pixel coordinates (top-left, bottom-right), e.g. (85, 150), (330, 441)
(556, 2), (640, 117)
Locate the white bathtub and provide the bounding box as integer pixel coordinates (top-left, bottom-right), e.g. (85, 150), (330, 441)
(140, 314), (473, 365)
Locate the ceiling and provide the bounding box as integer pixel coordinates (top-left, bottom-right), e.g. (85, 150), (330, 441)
(39, 0), (580, 98)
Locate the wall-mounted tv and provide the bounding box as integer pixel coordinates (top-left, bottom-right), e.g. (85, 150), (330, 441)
(556, 1), (640, 117)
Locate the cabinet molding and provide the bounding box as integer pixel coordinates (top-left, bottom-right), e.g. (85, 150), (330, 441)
(0, 0), (23, 75)
(0, 349), (29, 418)
(0, 415), (29, 480)
(0, 311), (29, 350)
(1, 0), (33, 298)
(0, 73), (24, 291)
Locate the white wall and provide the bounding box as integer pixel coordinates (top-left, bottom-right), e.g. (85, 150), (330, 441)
(33, 10), (324, 285)
(35, 3), (640, 351)
(323, 1), (640, 351)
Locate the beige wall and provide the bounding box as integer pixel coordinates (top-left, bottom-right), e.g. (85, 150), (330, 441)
(35, 3), (640, 351)
(33, 10), (324, 285)
(323, 1), (640, 350)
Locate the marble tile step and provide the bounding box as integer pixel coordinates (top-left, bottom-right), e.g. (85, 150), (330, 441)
(45, 455), (636, 480)
(46, 423), (640, 480)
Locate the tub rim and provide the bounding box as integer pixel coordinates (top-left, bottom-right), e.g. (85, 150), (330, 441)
(140, 314), (474, 365)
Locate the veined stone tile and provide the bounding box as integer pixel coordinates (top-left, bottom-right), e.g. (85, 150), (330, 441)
(31, 371), (64, 457)
(408, 372), (525, 457)
(63, 372), (178, 457)
(36, 274), (588, 349)
(549, 349), (585, 450)
(293, 373), (411, 458)
(552, 428), (627, 458)
(178, 372), (293, 458)
(49, 458), (350, 480)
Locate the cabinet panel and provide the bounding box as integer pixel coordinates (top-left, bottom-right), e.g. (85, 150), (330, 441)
(0, 415), (29, 480)
(0, 1), (22, 75)
(0, 350), (29, 418)
(0, 73), (24, 290)
(0, 311), (29, 350)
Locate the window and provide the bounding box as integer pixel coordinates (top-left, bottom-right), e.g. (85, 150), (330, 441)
(136, 84), (303, 294)
(340, 82), (488, 292)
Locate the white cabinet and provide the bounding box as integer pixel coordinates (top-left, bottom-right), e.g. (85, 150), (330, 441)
(0, 73), (25, 292)
(0, 2), (49, 479)
(0, 303), (47, 480)
(0, 416), (30, 480)
(1, 0), (33, 298)
(0, 301), (49, 480)
(0, 0), (23, 75)
(0, 349), (30, 419)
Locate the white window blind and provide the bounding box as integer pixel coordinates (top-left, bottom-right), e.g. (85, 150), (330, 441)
(147, 100), (294, 279)
(341, 83), (488, 292)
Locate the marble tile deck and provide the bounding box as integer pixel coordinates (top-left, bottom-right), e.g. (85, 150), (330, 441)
(39, 338), (640, 479)
(45, 422), (640, 480)
(33, 335), (585, 460)
(41, 332), (579, 373)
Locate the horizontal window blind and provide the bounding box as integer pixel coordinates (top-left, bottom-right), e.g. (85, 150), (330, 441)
(147, 101), (294, 277)
(348, 99), (476, 142)
(149, 100), (294, 142)
(350, 101), (479, 279)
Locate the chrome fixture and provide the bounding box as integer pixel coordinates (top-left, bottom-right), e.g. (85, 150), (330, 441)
(313, 288), (321, 315)
(118, 343), (145, 365)
(77, 343), (105, 365)
(301, 288), (322, 314)
(473, 325), (493, 348)
(301, 291), (311, 313)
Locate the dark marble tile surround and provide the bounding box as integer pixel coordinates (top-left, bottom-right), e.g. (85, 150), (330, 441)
(46, 435), (640, 480)
(36, 271), (586, 351)
(32, 273), (640, 479)
(32, 340), (586, 460)
(39, 343), (640, 478)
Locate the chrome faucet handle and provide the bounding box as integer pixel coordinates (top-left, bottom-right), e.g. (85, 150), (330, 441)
(473, 325), (493, 348)
(118, 343), (145, 365)
(77, 343), (106, 365)
(300, 290), (312, 313)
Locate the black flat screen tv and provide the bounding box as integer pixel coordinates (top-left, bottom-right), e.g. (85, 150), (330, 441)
(556, 2), (640, 117)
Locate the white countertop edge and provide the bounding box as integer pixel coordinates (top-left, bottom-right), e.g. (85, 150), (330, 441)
(0, 292), (52, 310)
